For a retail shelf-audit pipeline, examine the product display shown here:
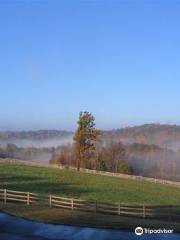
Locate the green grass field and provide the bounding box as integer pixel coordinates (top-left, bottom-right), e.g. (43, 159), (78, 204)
(0, 163), (180, 205)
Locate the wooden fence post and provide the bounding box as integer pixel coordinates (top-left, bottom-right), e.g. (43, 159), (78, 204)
(27, 192), (30, 205)
(143, 204), (146, 218)
(71, 199), (74, 210)
(168, 206), (172, 221)
(118, 203), (121, 215)
(4, 189), (7, 204)
(49, 195), (52, 208)
(95, 200), (97, 213)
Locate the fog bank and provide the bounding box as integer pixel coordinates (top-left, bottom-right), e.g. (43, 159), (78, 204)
(0, 136), (73, 148)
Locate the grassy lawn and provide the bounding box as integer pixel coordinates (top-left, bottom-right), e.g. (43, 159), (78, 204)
(0, 163), (180, 205)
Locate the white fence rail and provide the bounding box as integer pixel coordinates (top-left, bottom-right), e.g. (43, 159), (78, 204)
(0, 189), (38, 205)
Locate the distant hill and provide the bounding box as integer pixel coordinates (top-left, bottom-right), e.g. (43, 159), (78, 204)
(1, 124), (180, 150)
(0, 130), (73, 148)
(0, 130), (73, 140)
(103, 124), (180, 150)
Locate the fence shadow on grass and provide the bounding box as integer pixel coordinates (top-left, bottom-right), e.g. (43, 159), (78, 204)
(0, 175), (44, 183)
(0, 181), (95, 199)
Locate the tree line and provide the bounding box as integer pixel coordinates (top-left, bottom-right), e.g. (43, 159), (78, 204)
(50, 112), (180, 180)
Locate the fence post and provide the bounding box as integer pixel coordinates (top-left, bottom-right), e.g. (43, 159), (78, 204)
(27, 192), (30, 205)
(71, 199), (74, 210)
(49, 195), (52, 208)
(95, 200), (97, 213)
(4, 189), (7, 204)
(169, 206), (172, 221)
(118, 203), (121, 215)
(143, 204), (146, 218)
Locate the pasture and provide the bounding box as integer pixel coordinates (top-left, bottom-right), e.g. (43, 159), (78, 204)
(0, 163), (180, 205)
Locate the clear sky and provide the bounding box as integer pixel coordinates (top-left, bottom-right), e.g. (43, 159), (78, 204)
(0, 1), (180, 131)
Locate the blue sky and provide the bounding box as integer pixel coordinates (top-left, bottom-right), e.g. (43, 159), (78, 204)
(0, 1), (180, 130)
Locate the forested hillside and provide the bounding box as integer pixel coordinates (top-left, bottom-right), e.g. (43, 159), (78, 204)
(103, 124), (180, 150)
(1, 124), (180, 181)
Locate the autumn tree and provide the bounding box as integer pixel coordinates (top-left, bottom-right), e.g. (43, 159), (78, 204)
(96, 153), (106, 171)
(73, 111), (101, 170)
(101, 142), (126, 173)
(50, 144), (75, 167)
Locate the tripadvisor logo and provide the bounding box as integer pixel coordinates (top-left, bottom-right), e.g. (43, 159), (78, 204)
(135, 227), (174, 235)
(135, 227), (143, 236)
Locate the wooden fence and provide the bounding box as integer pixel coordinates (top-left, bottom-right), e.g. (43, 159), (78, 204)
(0, 189), (38, 205)
(0, 188), (180, 221)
